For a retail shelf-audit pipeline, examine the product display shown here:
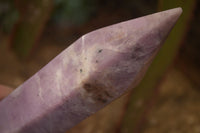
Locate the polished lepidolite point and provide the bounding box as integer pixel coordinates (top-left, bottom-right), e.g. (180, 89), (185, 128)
(0, 8), (182, 133)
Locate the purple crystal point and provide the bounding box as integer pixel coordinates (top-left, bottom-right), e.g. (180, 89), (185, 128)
(0, 8), (182, 133)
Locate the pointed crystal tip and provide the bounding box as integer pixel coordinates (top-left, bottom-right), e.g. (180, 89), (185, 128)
(173, 7), (183, 14)
(166, 7), (183, 20)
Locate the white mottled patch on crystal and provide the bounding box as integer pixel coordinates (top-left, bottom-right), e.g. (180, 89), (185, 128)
(35, 74), (44, 101)
(55, 69), (63, 97)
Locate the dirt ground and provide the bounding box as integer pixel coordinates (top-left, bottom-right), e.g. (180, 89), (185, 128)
(0, 33), (200, 133)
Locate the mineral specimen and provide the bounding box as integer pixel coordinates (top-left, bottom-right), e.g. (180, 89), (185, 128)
(0, 8), (182, 133)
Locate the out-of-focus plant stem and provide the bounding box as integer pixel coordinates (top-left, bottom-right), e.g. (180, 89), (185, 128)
(10, 0), (53, 60)
(117, 1), (196, 133)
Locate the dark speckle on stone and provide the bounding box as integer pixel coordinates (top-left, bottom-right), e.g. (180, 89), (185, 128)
(134, 45), (143, 52)
(104, 91), (112, 98)
(97, 96), (107, 103)
(80, 69), (83, 73)
(98, 49), (103, 53)
(96, 60), (98, 63)
(131, 53), (137, 59)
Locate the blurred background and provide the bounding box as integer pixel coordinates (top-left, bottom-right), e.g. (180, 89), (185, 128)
(0, 0), (199, 133)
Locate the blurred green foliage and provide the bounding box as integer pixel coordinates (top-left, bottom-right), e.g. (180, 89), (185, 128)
(52, 0), (97, 25)
(0, 0), (18, 33)
(0, 0), (98, 34)
(11, 0), (53, 59)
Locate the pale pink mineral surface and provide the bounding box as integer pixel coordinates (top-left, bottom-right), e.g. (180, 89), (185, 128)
(0, 8), (182, 133)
